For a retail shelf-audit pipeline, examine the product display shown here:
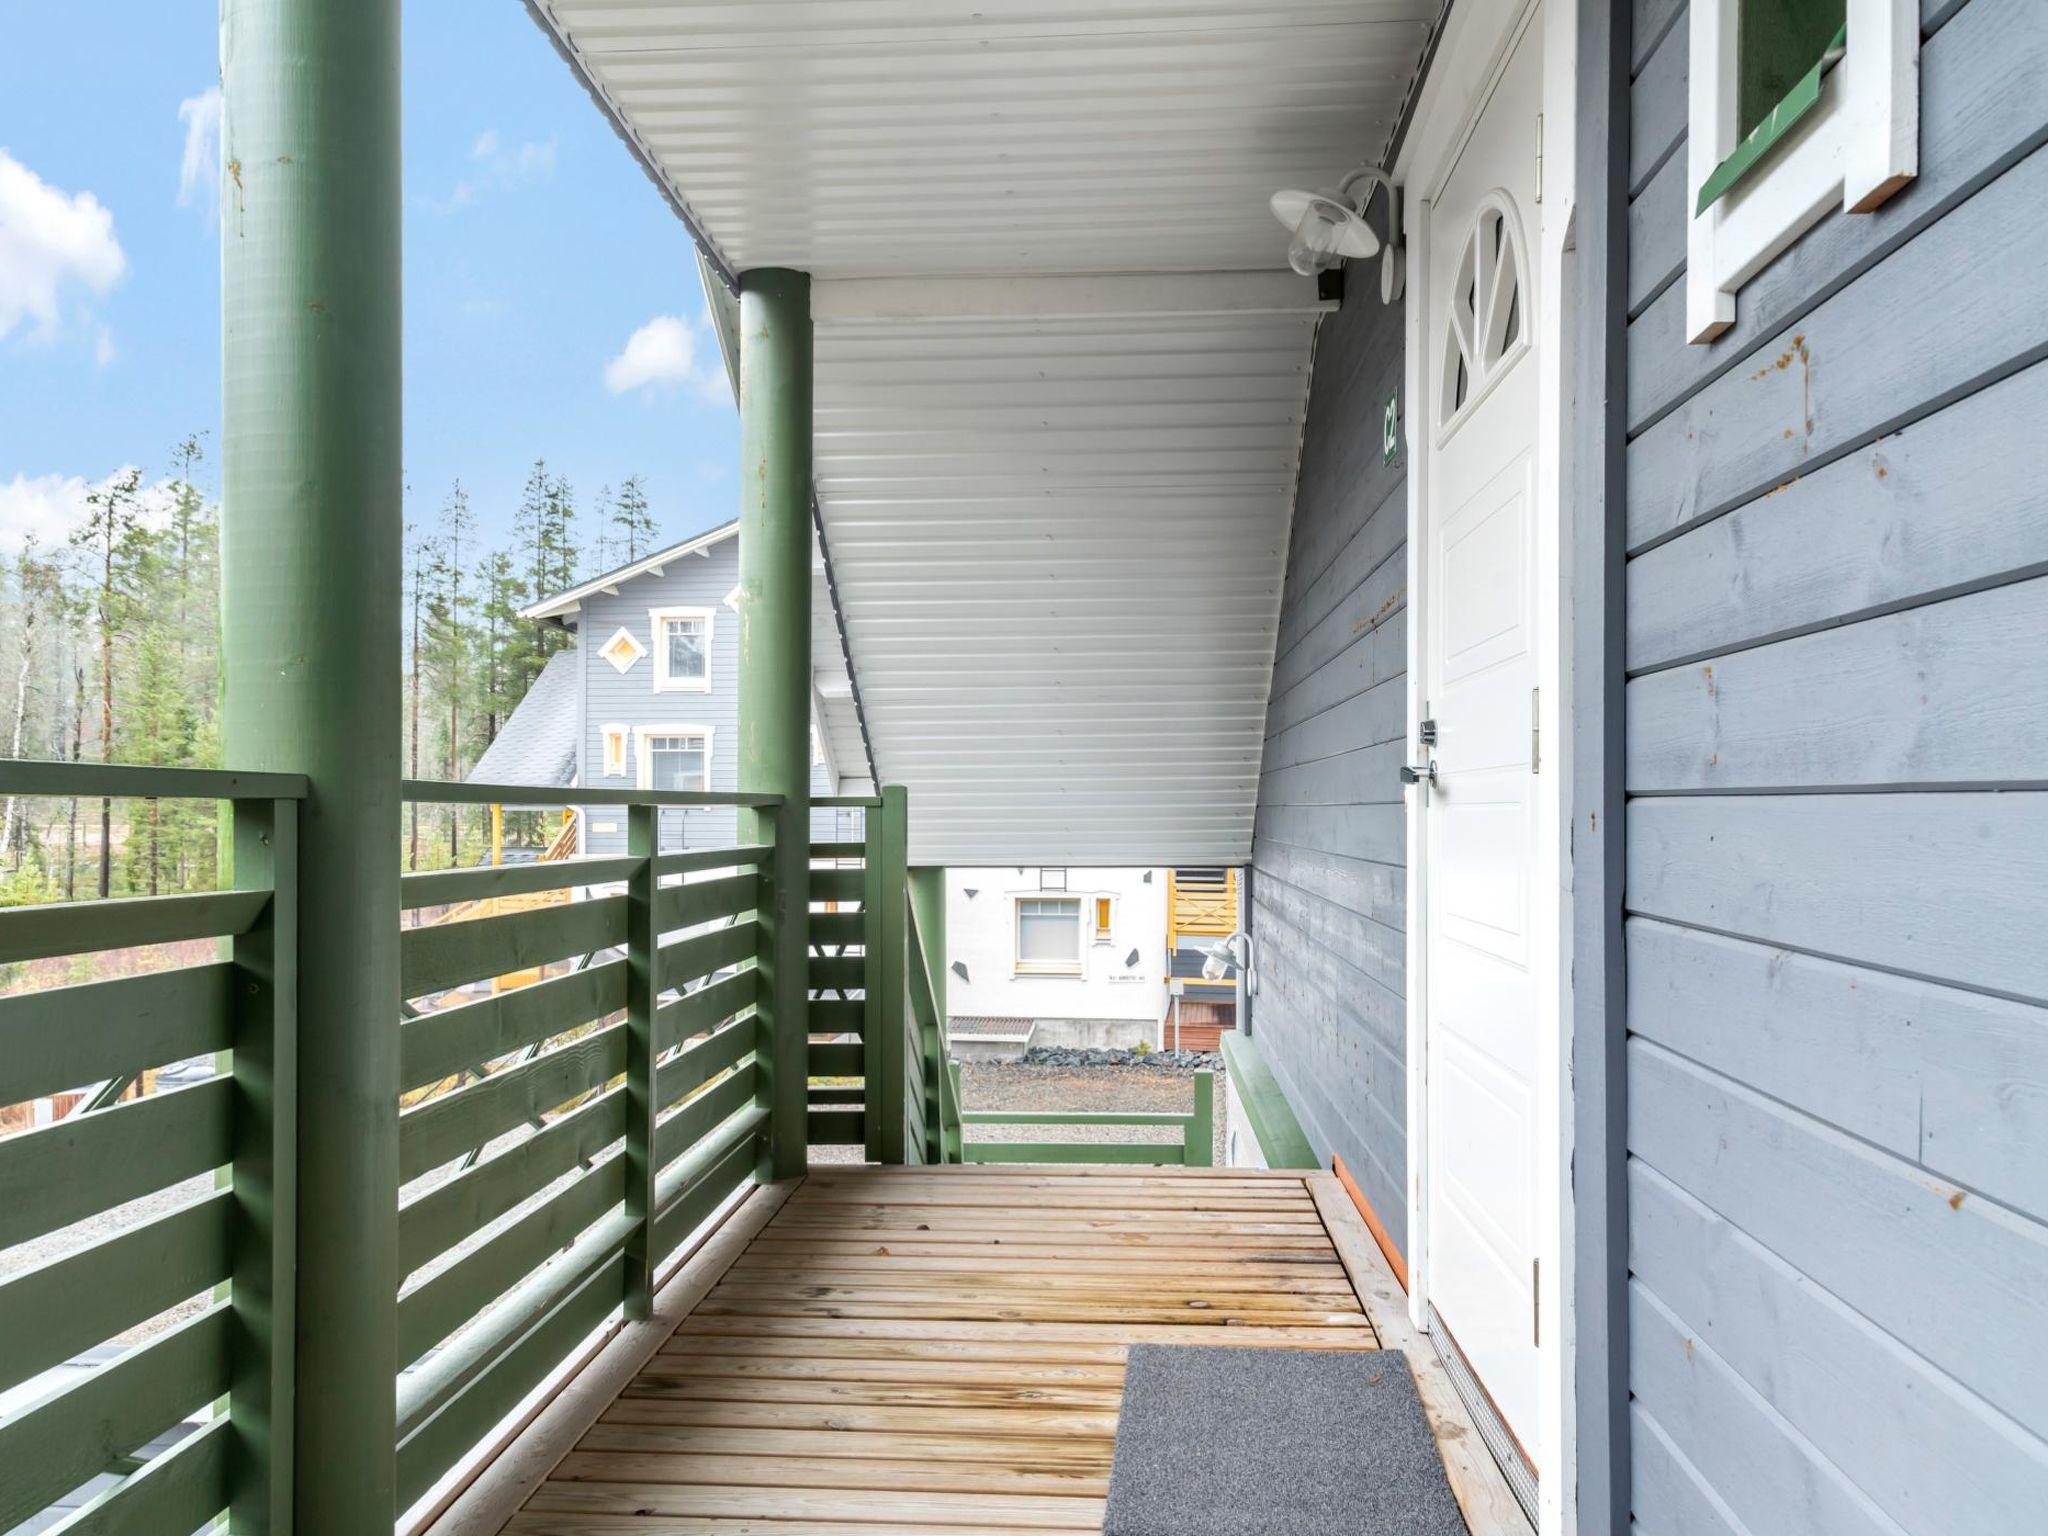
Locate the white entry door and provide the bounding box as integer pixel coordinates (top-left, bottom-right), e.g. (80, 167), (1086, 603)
(1421, 4), (1544, 1459)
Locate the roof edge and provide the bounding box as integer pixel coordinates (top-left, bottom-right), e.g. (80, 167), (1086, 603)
(521, 520), (739, 621)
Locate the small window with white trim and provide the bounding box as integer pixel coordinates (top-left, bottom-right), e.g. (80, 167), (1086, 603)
(600, 724), (628, 778)
(1091, 896), (1114, 943)
(1687, 0), (1917, 342)
(637, 727), (712, 792)
(1016, 897), (1083, 976)
(650, 607), (712, 692)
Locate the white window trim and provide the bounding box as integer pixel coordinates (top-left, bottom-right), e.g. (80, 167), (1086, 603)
(1013, 894), (1084, 977)
(649, 606), (714, 693)
(1687, 0), (1917, 343)
(1089, 893), (1117, 945)
(634, 724), (715, 793)
(599, 723), (629, 778)
(598, 626), (646, 675)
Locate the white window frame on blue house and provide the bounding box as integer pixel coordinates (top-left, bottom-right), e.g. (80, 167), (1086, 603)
(648, 606), (714, 693)
(634, 724), (714, 792)
(1687, 0), (1918, 342)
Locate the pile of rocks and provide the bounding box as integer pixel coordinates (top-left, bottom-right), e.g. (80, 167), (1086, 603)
(1017, 1046), (1223, 1073)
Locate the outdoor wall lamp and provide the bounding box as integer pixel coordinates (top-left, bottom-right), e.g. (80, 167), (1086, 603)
(1268, 165), (1405, 302)
(1201, 929), (1257, 996)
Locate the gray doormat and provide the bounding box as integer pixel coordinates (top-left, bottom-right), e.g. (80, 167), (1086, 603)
(1105, 1345), (1468, 1536)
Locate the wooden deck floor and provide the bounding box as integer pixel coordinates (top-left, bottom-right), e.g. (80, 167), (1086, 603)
(497, 1166), (1382, 1533)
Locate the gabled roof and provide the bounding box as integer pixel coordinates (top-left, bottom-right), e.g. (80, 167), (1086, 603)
(465, 651), (579, 788)
(520, 520), (738, 623)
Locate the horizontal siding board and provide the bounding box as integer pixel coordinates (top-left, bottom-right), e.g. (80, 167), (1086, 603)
(1253, 801), (1402, 865)
(1628, 1405), (1750, 1536)
(1262, 672), (1406, 775)
(1630, 143), (2048, 550)
(1631, 1159), (2048, 1534)
(1626, 148), (1686, 319)
(1250, 837), (1403, 933)
(1627, 578), (2048, 791)
(1628, 1280), (1901, 1536)
(1258, 740), (1407, 809)
(1631, 0), (1686, 76)
(1626, 0), (2048, 438)
(1627, 792), (2048, 1003)
(1628, 15), (1687, 195)
(1629, 1042), (2048, 1437)
(1627, 359), (2048, 671)
(1264, 608), (1407, 743)
(1627, 919), (2048, 1216)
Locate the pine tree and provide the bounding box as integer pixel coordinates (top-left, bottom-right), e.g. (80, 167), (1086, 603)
(71, 468), (145, 898)
(614, 475), (656, 561)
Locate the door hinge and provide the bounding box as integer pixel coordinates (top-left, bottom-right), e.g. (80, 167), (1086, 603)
(1531, 687), (1541, 773)
(1532, 1258), (1541, 1346)
(1534, 113), (1545, 204)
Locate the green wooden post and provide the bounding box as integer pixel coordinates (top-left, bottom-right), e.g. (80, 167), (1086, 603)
(220, 0), (402, 1525)
(229, 797), (297, 1533)
(906, 862), (947, 1163)
(866, 787), (909, 1163)
(1184, 1070), (1216, 1167)
(622, 804), (660, 1315)
(736, 268), (813, 1180)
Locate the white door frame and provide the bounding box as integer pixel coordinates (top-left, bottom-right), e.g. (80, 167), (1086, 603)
(1396, 0), (1576, 1530)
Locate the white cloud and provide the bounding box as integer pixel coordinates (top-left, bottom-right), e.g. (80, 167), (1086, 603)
(94, 325), (115, 367)
(434, 129), (557, 212)
(0, 150), (126, 344)
(0, 468), (198, 549)
(177, 87), (222, 213)
(604, 314), (697, 393)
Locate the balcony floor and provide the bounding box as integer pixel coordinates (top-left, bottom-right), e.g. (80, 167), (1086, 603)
(432, 1165), (1522, 1535)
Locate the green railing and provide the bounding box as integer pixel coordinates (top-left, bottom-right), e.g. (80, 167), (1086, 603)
(0, 762), (304, 1536)
(0, 764), (809, 1533)
(959, 1070), (1216, 1166)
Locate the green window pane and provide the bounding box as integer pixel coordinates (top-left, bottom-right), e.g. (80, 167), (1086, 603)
(1738, 0), (1845, 139)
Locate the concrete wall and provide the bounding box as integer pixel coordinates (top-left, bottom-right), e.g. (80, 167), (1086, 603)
(1248, 277), (1410, 1253)
(1617, 0), (2048, 1527)
(944, 867), (1168, 1029)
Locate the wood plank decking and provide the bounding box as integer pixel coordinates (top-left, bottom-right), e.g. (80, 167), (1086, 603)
(502, 1165), (1376, 1533)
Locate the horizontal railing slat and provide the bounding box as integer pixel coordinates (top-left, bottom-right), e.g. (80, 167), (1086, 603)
(810, 911), (863, 947)
(654, 970), (757, 1057)
(808, 841), (865, 859)
(404, 779), (780, 809)
(808, 955), (863, 992)
(397, 1253), (623, 1511)
(0, 963), (233, 1106)
(813, 795), (881, 808)
(398, 1157), (623, 1366)
(961, 1142), (1187, 1165)
(654, 843), (771, 878)
(0, 1189), (232, 1399)
(401, 894), (626, 999)
(398, 1088), (626, 1276)
(46, 1413), (231, 1536)
(0, 1307), (230, 1531)
(654, 871), (757, 932)
(659, 919), (757, 984)
(959, 1109), (1191, 1126)
(652, 1062), (758, 1169)
(0, 1077), (232, 1252)
(810, 998), (864, 1036)
(0, 889), (269, 965)
(400, 855), (640, 911)
(808, 1108), (866, 1144)
(808, 1041), (864, 1078)
(649, 1114), (760, 1255)
(810, 867), (862, 904)
(399, 960), (625, 1093)
(653, 1019), (756, 1114)
(399, 1025), (625, 1183)
(0, 761), (306, 801)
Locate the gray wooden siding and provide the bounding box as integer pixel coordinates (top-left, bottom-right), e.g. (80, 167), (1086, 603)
(1620, 0), (2048, 1528)
(571, 538), (833, 854)
(1250, 284), (1410, 1248)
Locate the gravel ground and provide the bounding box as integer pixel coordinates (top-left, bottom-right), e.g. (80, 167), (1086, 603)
(955, 1059), (1229, 1166)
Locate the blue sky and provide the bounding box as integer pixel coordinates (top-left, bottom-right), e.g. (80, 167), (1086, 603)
(0, 2), (738, 562)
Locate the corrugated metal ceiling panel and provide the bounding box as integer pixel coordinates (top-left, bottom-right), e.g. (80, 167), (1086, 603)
(532, 0), (1434, 863)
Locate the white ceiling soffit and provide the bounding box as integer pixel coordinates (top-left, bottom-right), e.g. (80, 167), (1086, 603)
(532, 1), (1438, 864)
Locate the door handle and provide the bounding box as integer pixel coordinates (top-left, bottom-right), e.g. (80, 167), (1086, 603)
(1400, 759), (1437, 786)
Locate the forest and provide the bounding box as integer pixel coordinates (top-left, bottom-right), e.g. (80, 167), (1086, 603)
(0, 440), (666, 905)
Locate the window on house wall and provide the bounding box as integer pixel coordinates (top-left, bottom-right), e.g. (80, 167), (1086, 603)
(1016, 897), (1082, 975)
(600, 724), (628, 777)
(650, 608), (712, 691)
(1093, 896), (1114, 943)
(639, 729), (711, 792)
(599, 627), (645, 674)
(1686, 0), (1917, 342)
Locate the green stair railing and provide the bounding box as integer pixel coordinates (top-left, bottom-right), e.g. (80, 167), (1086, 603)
(958, 1070), (1216, 1166)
